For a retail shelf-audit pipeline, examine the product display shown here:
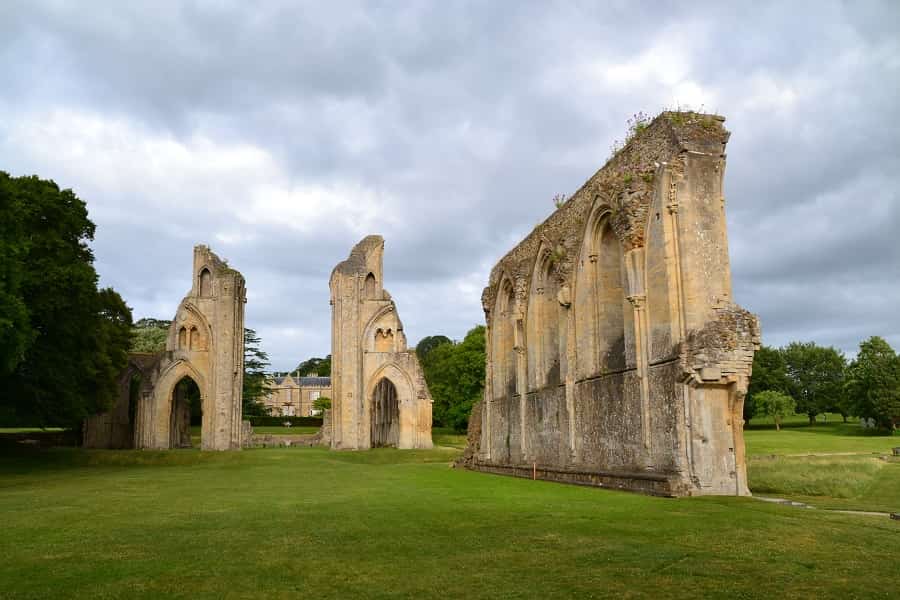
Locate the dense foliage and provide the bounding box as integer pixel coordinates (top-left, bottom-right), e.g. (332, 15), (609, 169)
(312, 396), (331, 414)
(418, 326), (485, 432)
(242, 328), (271, 417)
(747, 337), (899, 431)
(131, 318), (171, 353)
(782, 342), (846, 424)
(291, 355), (331, 377)
(415, 335), (452, 362)
(744, 345), (790, 423)
(0, 172), (133, 428)
(844, 336), (900, 430)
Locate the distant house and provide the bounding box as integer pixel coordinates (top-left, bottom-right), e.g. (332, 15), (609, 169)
(264, 375), (331, 417)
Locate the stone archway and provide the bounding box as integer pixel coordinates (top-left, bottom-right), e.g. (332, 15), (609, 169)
(371, 377), (399, 447)
(169, 375), (202, 448)
(149, 360), (207, 449)
(83, 352), (161, 449)
(84, 245), (246, 452)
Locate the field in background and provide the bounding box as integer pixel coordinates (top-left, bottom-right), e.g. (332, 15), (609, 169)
(743, 414), (898, 513)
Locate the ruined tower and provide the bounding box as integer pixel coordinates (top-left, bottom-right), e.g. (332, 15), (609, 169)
(327, 236), (433, 450)
(460, 112), (760, 496)
(84, 245), (246, 451)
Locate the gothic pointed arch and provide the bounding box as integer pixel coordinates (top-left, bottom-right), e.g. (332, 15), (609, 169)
(491, 275), (518, 398)
(526, 244), (563, 390)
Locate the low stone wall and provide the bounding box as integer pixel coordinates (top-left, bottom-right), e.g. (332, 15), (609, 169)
(464, 461), (687, 497)
(244, 434), (320, 448)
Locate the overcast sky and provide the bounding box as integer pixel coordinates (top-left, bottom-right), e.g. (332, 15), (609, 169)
(1, 1), (898, 370)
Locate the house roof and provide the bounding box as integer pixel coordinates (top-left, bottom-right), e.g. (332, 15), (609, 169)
(269, 375), (331, 387)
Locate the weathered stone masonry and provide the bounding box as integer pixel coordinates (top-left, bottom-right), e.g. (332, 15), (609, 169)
(84, 245), (246, 451)
(460, 112), (760, 496)
(326, 235), (433, 450)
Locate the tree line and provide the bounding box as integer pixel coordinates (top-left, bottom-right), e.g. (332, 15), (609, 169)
(747, 338), (900, 431)
(0, 173), (133, 428)
(416, 326), (486, 432)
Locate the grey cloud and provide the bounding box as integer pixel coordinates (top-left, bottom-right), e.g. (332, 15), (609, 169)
(1, 0), (898, 368)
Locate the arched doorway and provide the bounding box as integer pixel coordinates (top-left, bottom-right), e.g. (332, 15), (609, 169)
(170, 376), (202, 448)
(371, 377), (399, 447)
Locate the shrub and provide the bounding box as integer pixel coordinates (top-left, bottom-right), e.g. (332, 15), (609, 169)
(245, 415), (323, 427)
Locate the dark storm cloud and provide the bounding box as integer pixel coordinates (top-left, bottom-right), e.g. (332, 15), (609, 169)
(1, 0), (898, 368)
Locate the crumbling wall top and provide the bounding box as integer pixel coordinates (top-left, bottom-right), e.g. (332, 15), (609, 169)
(483, 112), (729, 312)
(332, 235), (384, 278)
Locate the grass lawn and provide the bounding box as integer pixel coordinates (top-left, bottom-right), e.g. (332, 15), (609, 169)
(2, 433), (899, 599)
(745, 415), (896, 457)
(743, 415), (898, 513)
(0, 428), (65, 433)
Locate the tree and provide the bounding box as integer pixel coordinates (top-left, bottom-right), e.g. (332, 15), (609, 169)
(242, 328), (271, 417)
(312, 396), (331, 416)
(131, 318), (170, 353)
(782, 342), (846, 424)
(0, 172), (132, 427)
(753, 390), (796, 431)
(415, 335), (452, 362)
(0, 173), (32, 376)
(745, 345), (790, 423)
(293, 355), (331, 377)
(845, 337), (900, 431)
(420, 326), (485, 432)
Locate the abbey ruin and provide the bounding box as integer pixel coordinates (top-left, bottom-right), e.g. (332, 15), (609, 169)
(325, 235), (433, 450)
(84, 246), (246, 451)
(459, 112), (760, 496)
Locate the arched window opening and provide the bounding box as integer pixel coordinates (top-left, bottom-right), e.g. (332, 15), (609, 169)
(371, 377), (399, 447)
(365, 273), (377, 299)
(199, 268), (212, 297)
(492, 279), (518, 398)
(527, 251), (561, 390)
(178, 327), (187, 349)
(574, 214), (631, 378)
(189, 326), (199, 350)
(170, 376), (201, 448)
(596, 223), (627, 372)
(375, 328), (394, 352)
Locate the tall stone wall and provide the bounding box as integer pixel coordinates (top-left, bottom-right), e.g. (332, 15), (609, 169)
(84, 245), (246, 451)
(328, 235), (433, 450)
(460, 112), (759, 496)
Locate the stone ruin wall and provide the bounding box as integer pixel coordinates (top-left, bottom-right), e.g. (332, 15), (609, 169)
(460, 112), (760, 496)
(328, 235), (433, 450)
(84, 245), (246, 451)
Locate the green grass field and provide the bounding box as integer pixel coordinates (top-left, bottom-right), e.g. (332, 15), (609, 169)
(1, 419), (897, 599)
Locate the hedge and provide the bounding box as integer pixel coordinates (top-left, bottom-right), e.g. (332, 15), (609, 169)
(245, 415), (323, 427)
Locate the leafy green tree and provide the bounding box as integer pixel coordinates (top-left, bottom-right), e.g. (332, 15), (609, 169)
(415, 335), (452, 362)
(753, 390), (796, 431)
(242, 328), (271, 417)
(0, 173), (32, 376)
(845, 337), (900, 431)
(0, 173), (132, 427)
(293, 355), (331, 377)
(782, 342), (846, 424)
(745, 345), (790, 424)
(312, 396), (331, 415)
(420, 326), (485, 432)
(131, 318), (170, 353)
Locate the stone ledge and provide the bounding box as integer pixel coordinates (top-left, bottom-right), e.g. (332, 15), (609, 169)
(464, 461), (689, 497)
